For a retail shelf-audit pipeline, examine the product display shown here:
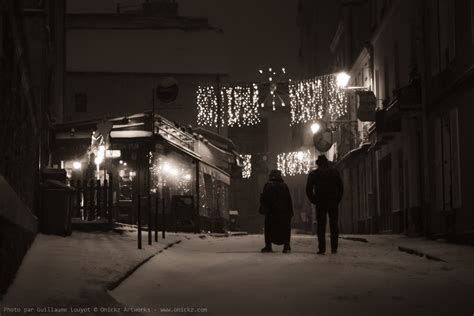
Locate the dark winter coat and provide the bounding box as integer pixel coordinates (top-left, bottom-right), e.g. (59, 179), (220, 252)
(306, 166), (344, 206)
(260, 176), (293, 245)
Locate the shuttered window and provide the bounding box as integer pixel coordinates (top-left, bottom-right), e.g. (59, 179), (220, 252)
(434, 108), (462, 212)
(471, 0), (474, 42)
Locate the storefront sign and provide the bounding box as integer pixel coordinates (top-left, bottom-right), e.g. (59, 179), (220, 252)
(106, 150), (121, 158)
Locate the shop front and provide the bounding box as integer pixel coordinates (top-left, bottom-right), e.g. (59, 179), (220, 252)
(51, 112), (241, 232)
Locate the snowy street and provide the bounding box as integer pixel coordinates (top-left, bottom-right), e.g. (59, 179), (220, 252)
(111, 234), (474, 316)
(2, 231), (474, 316)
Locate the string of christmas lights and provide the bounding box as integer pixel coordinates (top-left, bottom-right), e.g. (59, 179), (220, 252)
(197, 84), (260, 127)
(241, 154), (252, 179)
(289, 74), (348, 125)
(258, 67), (287, 110)
(276, 150), (311, 177)
(197, 85), (220, 126)
(196, 73), (348, 128)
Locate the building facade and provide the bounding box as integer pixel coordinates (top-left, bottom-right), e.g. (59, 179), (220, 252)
(302, 0), (474, 240)
(51, 112), (241, 233)
(62, 1), (228, 126)
(423, 0), (474, 240)
(0, 0), (65, 297)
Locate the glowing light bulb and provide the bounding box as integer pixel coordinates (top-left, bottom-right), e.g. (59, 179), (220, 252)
(94, 156), (103, 165)
(336, 72), (350, 87)
(73, 161), (81, 170)
(311, 122), (321, 134)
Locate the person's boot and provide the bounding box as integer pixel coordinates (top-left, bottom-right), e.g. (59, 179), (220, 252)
(261, 243), (273, 253)
(282, 244), (291, 253)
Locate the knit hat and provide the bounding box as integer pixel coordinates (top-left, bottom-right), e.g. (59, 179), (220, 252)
(269, 169), (282, 180)
(316, 155), (329, 166)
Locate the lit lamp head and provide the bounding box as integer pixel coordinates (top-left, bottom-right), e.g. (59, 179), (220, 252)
(336, 72), (351, 88)
(73, 161), (82, 170)
(311, 122), (321, 135)
(94, 156), (103, 166)
(296, 151), (305, 161)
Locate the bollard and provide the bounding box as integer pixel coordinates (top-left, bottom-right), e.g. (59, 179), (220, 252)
(96, 179), (101, 219)
(162, 187), (166, 239)
(137, 194), (142, 249)
(89, 179), (95, 221)
(103, 179), (108, 221)
(148, 194), (152, 245)
(155, 194), (159, 242)
(108, 174), (113, 224)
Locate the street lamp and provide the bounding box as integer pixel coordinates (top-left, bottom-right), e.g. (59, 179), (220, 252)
(94, 156), (103, 166)
(310, 122), (321, 135)
(73, 161), (82, 170)
(336, 72), (351, 88)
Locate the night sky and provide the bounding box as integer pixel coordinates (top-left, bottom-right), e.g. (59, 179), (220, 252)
(66, 0), (302, 82)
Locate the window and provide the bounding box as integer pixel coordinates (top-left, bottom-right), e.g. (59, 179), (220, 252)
(74, 93), (87, 113)
(471, 0), (474, 42)
(375, 69), (380, 108)
(430, 0), (456, 75)
(438, 0), (456, 66)
(379, 154), (393, 232)
(434, 108), (462, 211)
(383, 56), (390, 103)
(393, 43), (400, 90)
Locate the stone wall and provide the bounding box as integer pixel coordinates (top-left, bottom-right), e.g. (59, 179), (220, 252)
(0, 217), (36, 299)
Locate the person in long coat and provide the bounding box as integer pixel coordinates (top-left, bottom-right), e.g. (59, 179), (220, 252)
(306, 155), (343, 255)
(259, 170), (293, 253)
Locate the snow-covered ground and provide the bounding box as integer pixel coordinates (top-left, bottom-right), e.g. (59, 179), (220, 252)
(2, 232), (474, 316)
(0, 230), (185, 315)
(111, 234), (474, 316)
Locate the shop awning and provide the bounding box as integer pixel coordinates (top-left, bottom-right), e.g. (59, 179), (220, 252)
(199, 163), (230, 185)
(158, 135), (231, 185)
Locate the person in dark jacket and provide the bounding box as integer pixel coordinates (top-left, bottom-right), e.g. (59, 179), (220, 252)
(259, 170), (293, 253)
(306, 155), (343, 255)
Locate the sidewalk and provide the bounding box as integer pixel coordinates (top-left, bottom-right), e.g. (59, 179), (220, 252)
(340, 234), (474, 277)
(0, 230), (188, 315)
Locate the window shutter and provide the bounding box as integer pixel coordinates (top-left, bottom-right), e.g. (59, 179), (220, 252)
(433, 118), (443, 212)
(471, 0), (474, 43)
(450, 108), (462, 209)
(429, 1), (440, 75)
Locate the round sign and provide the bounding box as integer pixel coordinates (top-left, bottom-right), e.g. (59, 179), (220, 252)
(156, 77), (179, 103)
(313, 132), (333, 153)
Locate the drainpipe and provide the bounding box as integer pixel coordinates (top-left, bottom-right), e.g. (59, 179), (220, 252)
(418, 0), (431, 237)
